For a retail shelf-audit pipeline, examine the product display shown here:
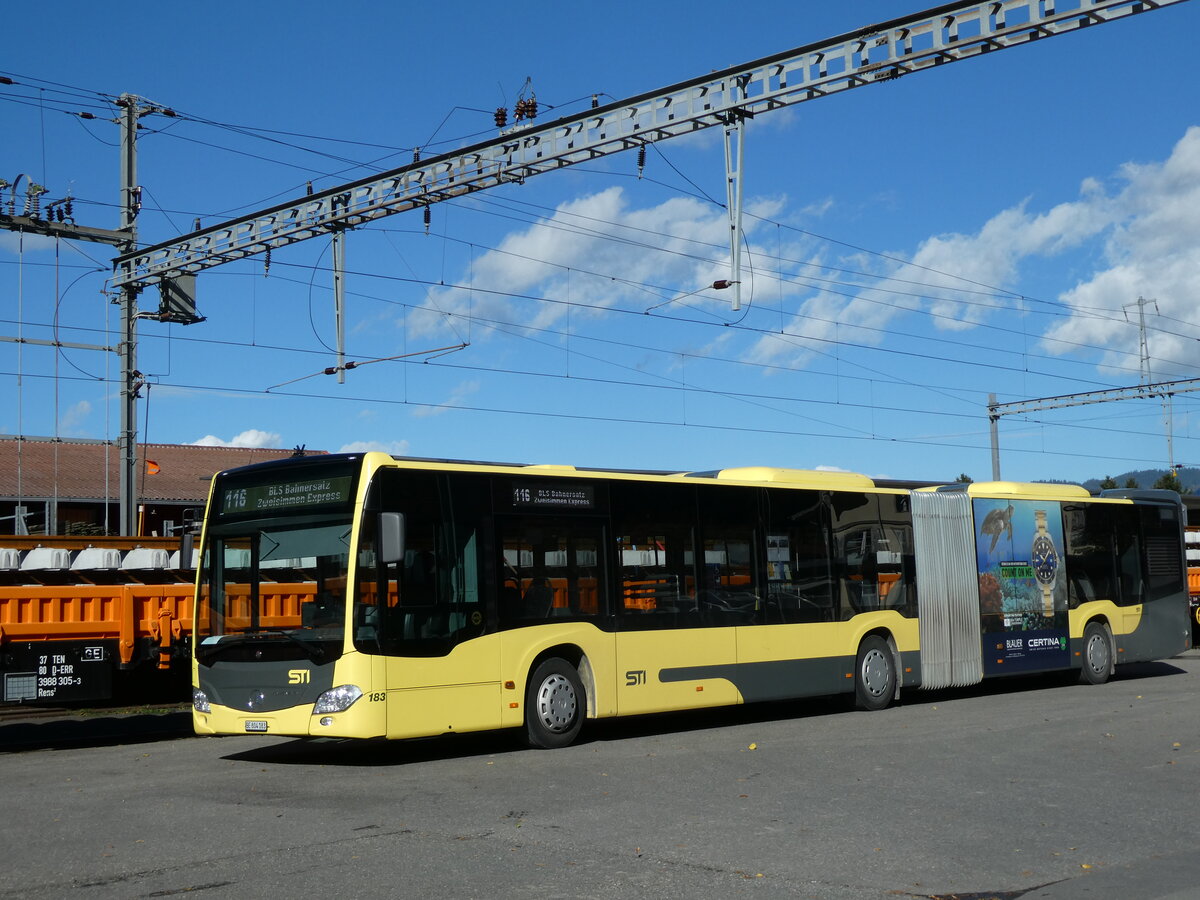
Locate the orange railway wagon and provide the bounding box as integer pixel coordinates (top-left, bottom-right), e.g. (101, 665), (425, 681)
(1187, 527), (1200, 640)
(0, 535), (194, 703)
(0, 535), (328, 703)
(1188, 568), (1200, 640)
(0, 583), (194, 702)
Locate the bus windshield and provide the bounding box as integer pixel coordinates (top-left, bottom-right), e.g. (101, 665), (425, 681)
(196, 519), (352, 665)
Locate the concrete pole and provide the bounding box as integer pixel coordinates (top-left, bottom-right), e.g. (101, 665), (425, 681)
(989, 393), (1001, 481)
(118, 95), (140, 535)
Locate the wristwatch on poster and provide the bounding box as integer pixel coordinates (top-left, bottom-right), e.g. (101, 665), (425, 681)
(1031, 509), (1059, 616)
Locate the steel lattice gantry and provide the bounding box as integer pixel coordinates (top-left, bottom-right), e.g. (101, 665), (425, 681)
(111, 0), (1189, 293)
(987, 380), (1200, 478)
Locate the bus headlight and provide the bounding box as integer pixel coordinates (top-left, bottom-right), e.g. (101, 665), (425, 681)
(192, 688), (211, 714)
(312, 684), (363, 714)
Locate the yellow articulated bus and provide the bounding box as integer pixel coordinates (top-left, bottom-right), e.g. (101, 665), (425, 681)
(191, 452), (1191, 748)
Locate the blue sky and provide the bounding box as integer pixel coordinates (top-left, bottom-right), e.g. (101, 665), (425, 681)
(3, 0), (1200, 486)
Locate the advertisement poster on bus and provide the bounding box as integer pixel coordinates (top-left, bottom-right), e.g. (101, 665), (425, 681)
(973, 498), (1069, 676)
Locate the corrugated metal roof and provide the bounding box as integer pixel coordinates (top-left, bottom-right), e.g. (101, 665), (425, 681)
(0, 439), (326, 503)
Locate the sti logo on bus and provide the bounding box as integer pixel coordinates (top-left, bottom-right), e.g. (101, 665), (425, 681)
(625, 670), (646, 686)
(288, 669), (310, 684)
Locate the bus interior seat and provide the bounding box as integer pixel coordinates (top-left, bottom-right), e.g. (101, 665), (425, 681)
(522, 579), (554, 617)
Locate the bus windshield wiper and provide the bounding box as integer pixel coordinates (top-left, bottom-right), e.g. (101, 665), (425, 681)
(199, 629), (325, 661)
(256, 629), (326, 660)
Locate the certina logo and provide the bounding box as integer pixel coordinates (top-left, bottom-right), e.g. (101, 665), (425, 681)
(288, 669), (310, 684)
(1027, 638), (1065, 650)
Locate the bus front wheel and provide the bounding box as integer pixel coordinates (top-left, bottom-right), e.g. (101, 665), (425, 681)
(855, 635), (896, 711)
(525, 658), (584, 749)
(1080, 621), (1113, 685)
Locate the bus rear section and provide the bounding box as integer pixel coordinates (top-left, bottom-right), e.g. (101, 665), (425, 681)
(910, 484), (1190, 693)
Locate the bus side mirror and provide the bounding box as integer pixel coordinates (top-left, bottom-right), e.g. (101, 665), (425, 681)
(379, 512), (405, 564)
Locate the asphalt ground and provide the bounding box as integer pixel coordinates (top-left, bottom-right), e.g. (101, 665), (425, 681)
(0, 704), (191, 752)
(2, 652), (1199, 899)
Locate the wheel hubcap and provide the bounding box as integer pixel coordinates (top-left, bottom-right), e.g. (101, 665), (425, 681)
(536, 674), (577, 733)
(861, 648), (890, 697)
(1086, 634), (1108, 673)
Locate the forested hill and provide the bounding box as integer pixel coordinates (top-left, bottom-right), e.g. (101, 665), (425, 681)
(1077, 468), (1199, 493)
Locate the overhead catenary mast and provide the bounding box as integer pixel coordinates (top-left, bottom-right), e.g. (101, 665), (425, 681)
(0, 93), (179, 534)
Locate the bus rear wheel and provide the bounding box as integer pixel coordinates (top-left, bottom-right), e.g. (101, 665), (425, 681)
(1080, 621), (1113, 685)
(525, 658), (584, 749)
(855, 635), (896, 711)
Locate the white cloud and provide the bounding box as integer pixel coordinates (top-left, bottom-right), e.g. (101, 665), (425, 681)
(190, 428), (281, 448)
(57, 400), (92, 435)
(0, 231), (56, 254)
(798, 197), (834, 218)
(412, 380), (480, 418)
(747, 128), (1200, 373)
(407, 187), (753, 341)
(1042, 126), (1200, 377)
(905, 193), (1116, 332)
(396, 130), (1200, 390)
(339, 439), (411, 454)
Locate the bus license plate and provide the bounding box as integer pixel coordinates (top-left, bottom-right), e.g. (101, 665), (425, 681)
(245, 720), (268, 733)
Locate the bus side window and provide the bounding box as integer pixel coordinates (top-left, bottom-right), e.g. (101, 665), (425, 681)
(830, 493), (914, 619)
(611, 480), (700, 630)
(696, 485), (759, 625)
(354, 467), (488, 657)
(875, 495), (914, 615)
(843, 528), (879, 613)
(763, 490), (833, 624)
(1115, 507), (1144, 607)
(1065, 504), (1119, 607)
(498, 519), (604, 627)
(1141, 504), (1185, 603)
(698, 533), (757, 624)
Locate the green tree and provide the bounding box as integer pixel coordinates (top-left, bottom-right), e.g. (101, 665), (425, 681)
(1124, 477), (1140, 489)
(957, 473), (973, 484)
(1099, 475), (1118, 490)
(1152, 470), (1189, 494)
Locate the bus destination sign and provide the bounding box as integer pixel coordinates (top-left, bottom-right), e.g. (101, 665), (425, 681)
(222, 475), (354, 514)
(511, 482), (595, 510)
